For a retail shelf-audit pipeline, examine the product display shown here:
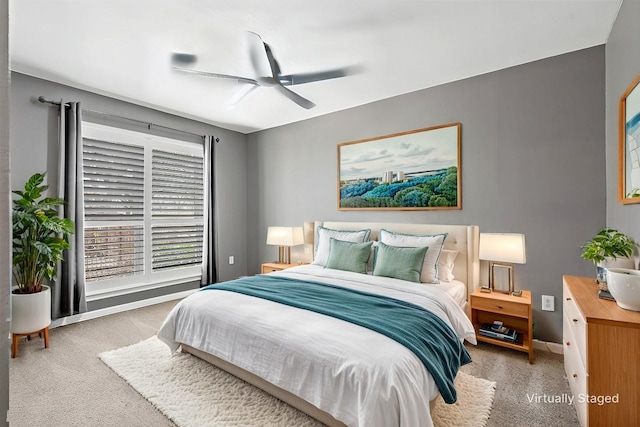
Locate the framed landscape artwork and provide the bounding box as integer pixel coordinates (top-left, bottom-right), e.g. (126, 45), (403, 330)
(619, 73), (640, 204)
(337, 122), (461, 210)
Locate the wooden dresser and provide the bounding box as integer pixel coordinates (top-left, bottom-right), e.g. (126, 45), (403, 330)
(562, 275), (640, 426)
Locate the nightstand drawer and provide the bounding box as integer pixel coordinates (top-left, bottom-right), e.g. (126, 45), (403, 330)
(471, 296), (529, 317)
(261, 263), (298, 274)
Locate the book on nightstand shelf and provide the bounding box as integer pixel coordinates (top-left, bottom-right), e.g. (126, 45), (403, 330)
(479, 322), (518, 343)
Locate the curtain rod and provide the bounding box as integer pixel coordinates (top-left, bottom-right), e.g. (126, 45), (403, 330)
(36, 96), (207, 140)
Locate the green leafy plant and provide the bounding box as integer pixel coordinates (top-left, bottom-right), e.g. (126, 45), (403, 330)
(627, 188), (640, 198)
(580, 228), (635, 265)
(12, 172), (74, 294)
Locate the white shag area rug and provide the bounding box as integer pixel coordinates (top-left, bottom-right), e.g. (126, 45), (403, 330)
(99, 336), (495, 427)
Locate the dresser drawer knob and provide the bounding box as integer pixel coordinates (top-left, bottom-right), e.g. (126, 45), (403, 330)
(566, 341), (570, 346)
(572, 318), (578, 322)
(573, 373), (578, 378)
(566, 297), (571, 301)
(497, 305), (503, 309)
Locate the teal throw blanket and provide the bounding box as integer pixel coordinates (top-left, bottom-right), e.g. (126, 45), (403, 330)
(202, 275), (471, 404)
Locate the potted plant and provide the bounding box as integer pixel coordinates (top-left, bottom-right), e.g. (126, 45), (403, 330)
(11, 172), (74, 339)
(581, 228), (636, 285)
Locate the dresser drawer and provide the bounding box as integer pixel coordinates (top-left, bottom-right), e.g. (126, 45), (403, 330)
(563, 312), (586, 371)
(471, 296), (529, 317)
(563, 284), (587, 365)
(564, 328), (588, 427)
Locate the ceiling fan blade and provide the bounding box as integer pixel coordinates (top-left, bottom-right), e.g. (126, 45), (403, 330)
(274, 85), (315, 109)
(279, 65), (362, 86)
(246, 31), (273, 79)
(172, 65), (258, 86)
(262, 42), (282, 79)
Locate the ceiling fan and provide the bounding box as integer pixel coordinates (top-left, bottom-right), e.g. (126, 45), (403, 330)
(171, 31), (358, 109)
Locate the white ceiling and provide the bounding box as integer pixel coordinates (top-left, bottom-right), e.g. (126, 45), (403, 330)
(10, 1), (622, 134)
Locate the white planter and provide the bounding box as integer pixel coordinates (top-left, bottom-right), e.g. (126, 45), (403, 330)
(10, 285), (52, 334)
(607, 268), (640, 312)
(596, 257), (635, 285)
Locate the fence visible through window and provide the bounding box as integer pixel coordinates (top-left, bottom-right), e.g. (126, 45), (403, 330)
(84, 225), (144, 282)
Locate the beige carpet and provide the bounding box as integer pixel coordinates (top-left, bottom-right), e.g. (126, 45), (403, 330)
(99, 336), (496, 427)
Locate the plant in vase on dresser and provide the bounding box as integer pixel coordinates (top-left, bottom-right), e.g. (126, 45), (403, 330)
(580, 228), (636, 287)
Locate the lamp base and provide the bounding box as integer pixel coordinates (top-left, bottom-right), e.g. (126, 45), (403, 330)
(276, 246), (291, 264)
(489, 261), (514, 294)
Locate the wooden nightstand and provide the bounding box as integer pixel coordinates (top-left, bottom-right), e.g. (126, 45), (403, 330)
(261, 262), (299, 274)
(470, 288), (534, 363)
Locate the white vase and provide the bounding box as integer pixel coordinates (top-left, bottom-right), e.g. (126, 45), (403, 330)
(10, 285), (52, 334)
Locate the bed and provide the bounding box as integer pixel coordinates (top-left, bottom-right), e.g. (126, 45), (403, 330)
(158, 222), (480, 427)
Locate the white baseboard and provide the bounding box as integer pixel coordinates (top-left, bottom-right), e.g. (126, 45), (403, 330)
(533, 339), (563, 354)
(50, 289), (197, 329)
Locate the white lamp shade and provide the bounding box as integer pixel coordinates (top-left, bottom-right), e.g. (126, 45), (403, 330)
(479, 233), (527, 264)
(266, 226), (304, 247)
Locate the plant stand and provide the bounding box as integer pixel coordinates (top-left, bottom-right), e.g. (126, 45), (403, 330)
(11, 326), (49, 358)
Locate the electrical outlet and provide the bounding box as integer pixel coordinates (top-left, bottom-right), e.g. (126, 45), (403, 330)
(228, 255), (235, 265)
(542, 295), (554, 311)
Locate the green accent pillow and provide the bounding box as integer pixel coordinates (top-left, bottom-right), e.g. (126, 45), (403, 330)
(325, 238), (373, 274)
(372, 242), (428, 283)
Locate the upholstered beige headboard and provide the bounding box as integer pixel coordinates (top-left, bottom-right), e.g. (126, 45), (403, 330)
(311, 221), (480, 299)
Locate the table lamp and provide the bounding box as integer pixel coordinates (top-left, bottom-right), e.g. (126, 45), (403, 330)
(266, 226), (304, 264)
(479, 233), (527, 294)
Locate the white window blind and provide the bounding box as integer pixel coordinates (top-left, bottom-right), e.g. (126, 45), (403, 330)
(81, 122), (206, 300)
(152, 149), (204, 217)
(152, 225), (204, 270)
(151, 148), (204, 271)
(83, 138), (145, 220)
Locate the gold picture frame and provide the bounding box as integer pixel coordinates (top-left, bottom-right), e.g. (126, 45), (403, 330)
(618, 73), (640, 204)
(337, 123), (461, 211)
(488, 262), (514, 294)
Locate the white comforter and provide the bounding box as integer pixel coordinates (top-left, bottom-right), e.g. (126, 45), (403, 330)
(158, 264), (476, 427)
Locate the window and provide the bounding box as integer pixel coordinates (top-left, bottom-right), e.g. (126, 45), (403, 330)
(81, 122), (205, 300)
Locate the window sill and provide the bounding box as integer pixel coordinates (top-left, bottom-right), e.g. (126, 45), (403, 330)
(85, 275), (201, 302)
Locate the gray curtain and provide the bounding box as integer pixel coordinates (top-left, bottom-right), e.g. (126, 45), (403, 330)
(201, 135), (218, 286)
(53, 101), (87, 319)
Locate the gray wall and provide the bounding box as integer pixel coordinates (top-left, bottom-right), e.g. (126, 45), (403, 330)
(607, 1), (640, 240)
(9, 72), (248, 308)
(248, 46), (607, 343)
(1, 0), (9, 423)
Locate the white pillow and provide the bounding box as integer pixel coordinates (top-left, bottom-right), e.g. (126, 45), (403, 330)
(437, 249), (458, 282)
(379, 229), (447, 283)
(312, 227), (371, 266)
